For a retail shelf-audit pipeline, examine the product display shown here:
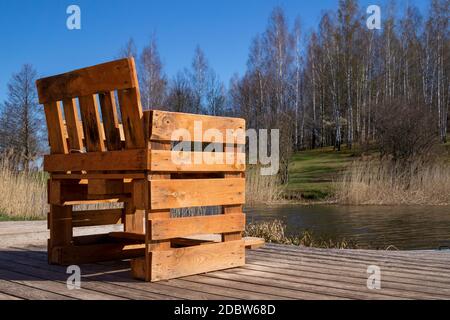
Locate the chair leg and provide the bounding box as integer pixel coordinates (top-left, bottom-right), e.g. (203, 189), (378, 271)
(48, 204), (73, 264)
(123, 198), (144, 233)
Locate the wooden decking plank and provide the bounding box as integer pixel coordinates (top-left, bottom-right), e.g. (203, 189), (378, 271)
(248, 252), (450, 285)
(161, 279), (286, 300)
(183, 274), (347, 300)
(0, 249), (179, 300)
(207, 270), (407, 300)
(264, 243), (450, 263)
(245, 258), (450, 291)
(226, 266), (449, 300)
(96, 257), (324, 300)
(4, 221), (450, 301)
(247, 251), (450, 285)
(5, 247), (232, 300)
(264, 244), (450, 269)
(265, 243), (450, 262)
(94, 262), (241, 300)
(247, 254), (450, 290)
(0, 269), (74, 300)
(0, 254), (128, 300)
(0, 292), (22, 300)
(255, 248), (450, 279)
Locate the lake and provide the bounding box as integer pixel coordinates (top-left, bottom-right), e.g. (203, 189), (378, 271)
(245, 205), (450, 250)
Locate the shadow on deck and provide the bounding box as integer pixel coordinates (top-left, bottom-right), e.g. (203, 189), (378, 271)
(1, 221), (450, 300)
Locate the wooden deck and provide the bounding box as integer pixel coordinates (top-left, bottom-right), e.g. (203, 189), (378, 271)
(1, 221), (450, 300)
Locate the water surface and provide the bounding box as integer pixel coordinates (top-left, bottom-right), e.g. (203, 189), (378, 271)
(245, 205), (450, 250)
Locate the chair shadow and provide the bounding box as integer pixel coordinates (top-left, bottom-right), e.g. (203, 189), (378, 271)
(0, 249), (138, 283)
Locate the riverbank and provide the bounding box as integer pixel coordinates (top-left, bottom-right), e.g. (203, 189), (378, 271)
(286, 143), (450, 205)
(245, 204), (450, 250)
(285, 145), (369, 201)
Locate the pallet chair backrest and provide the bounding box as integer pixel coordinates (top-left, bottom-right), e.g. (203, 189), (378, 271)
(36, 58), (146, 155)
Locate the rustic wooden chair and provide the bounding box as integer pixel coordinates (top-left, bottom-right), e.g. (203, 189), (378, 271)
(36, 58), (263, 281)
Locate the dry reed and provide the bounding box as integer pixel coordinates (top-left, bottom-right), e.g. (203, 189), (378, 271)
(245, 166), (284, 205)
(244, 219), (358, 249)
(336, 159), (450, 205)
(0, 154), (47, 219)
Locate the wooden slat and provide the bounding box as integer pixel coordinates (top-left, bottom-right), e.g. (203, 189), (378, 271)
(147, 143), (172, 280)
(43, 101), (68, 154)
(149, 213), (245, 240)
(51, 173), (146, 180)
(62, 98), (84, 151)
(78, 95), (106, 152)
(244, 237), (265, 249)
(72, 209), (122, 227)
(98, 91), (122, 151)
(150, 110), (246, 144)
(47, 180), (61, 205)
(150, 150), (245, 172)
(48, 204), (73, 263)
(150, 178), (245, 210)
(117, 87), (146, 149)
(223, 172), (244, 242)
(124, 198), (145, 234)
(149, 240), (245, 281)
(62, 121), (125, 142)
(88, 179), (124, 195)
(36, 58), (137, 104)
(109, 232), (145, 242)
(44, 149), (149, 172)
(132, 179), (149, 210)
(47, 181), (130, 205)
(50, 243), (145, 265)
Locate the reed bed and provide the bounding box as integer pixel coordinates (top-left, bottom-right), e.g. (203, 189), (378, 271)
(336, 159), (450, 205)
(245, 166), (284, 205)
(244, 219), (358, 249)
(0, 155), (47, 219)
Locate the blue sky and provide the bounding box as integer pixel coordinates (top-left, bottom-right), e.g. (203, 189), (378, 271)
(0, 0), (429, 103)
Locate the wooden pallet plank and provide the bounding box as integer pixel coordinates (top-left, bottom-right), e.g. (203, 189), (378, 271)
(72, 209), (122, 227)
(223, 171), (244, 242)
(98, 91), (122, 151)
(51, 173), (145, 180)
(36, 58), (137, 104)
(117, 87), (146, 149)
(43, 101), (68, 154)
(149, 213), (245, 240)
(139, 141), (173, 281)
(44, 149), (149, 172)
(48, 205), (72, 247)
(150, 150), (245, 172)
(124, 198), (144, 234)
(78, 94), (106, 152)
(149, 240), (245, 281)
(51, 243), (145, 265)
(48, 204), (73, 263)
(62, 98), (84, 151)
(88, 179), (125, 195)
(150, 178), (245, 210)
(150, 110), (245, 144)
(244, 237), (265, 249)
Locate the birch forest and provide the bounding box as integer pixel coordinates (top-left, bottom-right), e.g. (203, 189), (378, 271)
(117, 0), (449, 181)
